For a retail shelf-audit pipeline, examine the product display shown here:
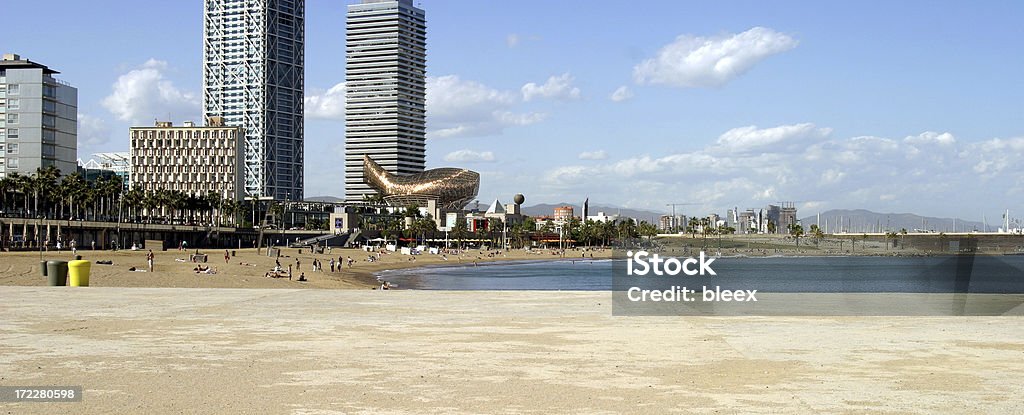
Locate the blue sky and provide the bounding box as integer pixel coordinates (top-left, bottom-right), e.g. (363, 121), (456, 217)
(6, 1), (1024, 220)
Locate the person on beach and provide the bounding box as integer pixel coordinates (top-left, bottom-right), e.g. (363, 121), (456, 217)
(298, 272), (306, 282)
(296, 258), (301, 270)
(224, 250), (230, 263)
(147, 250), (155, 272)
(329, 258), (335, 272)
(289, 265), (293, 280)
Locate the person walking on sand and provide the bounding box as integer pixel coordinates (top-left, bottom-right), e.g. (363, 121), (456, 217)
(288, 265), (293, 280)
(329, 258), (335, 272)
(224, 249), (230, 263)
(296, 258), (301, 271)
(147, 250), (155, 272)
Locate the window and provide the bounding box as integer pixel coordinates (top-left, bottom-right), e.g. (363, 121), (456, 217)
(7, 129), (17, 139)
(7, 84), (18, 94)
(7, 143), (17, 154)
(7, 99), (18, 110)
(7, 158), (17, 169)
(6, 114), (17, 124)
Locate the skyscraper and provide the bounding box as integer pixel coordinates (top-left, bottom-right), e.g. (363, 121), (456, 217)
(0, 53), (78, 178)
(345, 0), (427, 202)
(203, 0), (305, 201)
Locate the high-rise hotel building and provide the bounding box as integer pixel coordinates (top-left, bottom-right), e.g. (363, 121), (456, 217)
(0, 53), (78, 178)
(203, 0), (305, 200)
(345, 0), (427, 202)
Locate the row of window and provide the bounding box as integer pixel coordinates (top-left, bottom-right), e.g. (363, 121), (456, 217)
(0, 84), (18, 94)
(133, 163), (235, 174)
(136, 182), (236, 193)
(134, 148), (234, 157)
(134, 156), (236, 166)
(131, 130), (237, 140)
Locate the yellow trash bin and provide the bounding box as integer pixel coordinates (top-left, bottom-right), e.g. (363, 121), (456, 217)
(68, 260), (92, 287)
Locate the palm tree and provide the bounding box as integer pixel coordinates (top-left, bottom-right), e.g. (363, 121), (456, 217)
(788, 223), (804, 246)
(122, 188), (145, 222)
(687, 217), (700, 238)
(0, 175), (14, 213)
(33, 166), (61, 218)
(638, 220), (659, 244)
(452, 219), (469, 249)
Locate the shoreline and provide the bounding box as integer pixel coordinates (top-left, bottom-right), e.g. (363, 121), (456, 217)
(0, 247), (613, 290)
(1, 235), (1015, 290)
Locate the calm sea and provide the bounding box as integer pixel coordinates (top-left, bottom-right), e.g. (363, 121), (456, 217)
(378, 255), (1024, 292)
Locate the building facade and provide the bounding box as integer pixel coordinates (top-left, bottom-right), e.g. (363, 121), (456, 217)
(0, 53), (77, 178)
(203, 0), (305, 200)
(345, 0), (427, 201)
(129, 120), (245, 201)
(554, 206), (574, 222)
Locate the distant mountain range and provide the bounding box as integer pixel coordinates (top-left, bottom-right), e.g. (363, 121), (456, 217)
(520, 202), (663, 222)
(799, 209), (987, 233)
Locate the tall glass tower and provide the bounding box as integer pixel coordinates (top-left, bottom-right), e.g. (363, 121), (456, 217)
(345, 0), (427, 202)
(203, 0), (305, 201)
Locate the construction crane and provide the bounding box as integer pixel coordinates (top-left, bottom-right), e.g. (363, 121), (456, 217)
(665, 203), (700, 230)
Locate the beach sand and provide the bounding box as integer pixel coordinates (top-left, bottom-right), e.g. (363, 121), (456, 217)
(0, 287), (1021, 413)
(0, 246), (610, 289)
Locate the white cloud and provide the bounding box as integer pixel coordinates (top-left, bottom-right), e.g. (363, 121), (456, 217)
(506, 34), (520, 48)
(633, 27), (798, 88)
(444, 150), (496, 163)
(578, 150), (608, 160)
(76, 113), (111, 150)
(609, 86), (634, 102)
(521, 73), (582, 101)
(305, 82), (346, 120)
(102, 59), (199, 125)
(904, 131), (956, 146)
(539, 126), (1022, 216)
(426, 75), (529, 139)
(713, 123), (832, 154)
(428, 75), (517, 118)
(426, 73), (577, 139)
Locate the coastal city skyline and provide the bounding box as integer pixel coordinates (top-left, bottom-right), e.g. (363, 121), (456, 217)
(3, 1), (1023, 220)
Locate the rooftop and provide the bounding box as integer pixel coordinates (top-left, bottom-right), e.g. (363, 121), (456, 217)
(0, 53), (60, 75)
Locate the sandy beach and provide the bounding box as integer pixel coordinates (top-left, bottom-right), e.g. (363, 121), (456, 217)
(0, 246), (611, 290)
(0, 287), (1021, 413)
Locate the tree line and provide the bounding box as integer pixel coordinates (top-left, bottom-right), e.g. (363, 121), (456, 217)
(0, 166), (254, 227)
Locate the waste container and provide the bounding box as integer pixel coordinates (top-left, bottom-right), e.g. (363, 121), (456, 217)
(68, 260), (91, 287)
(46, 261), (69, 286)
(40, 261), (48, 277)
